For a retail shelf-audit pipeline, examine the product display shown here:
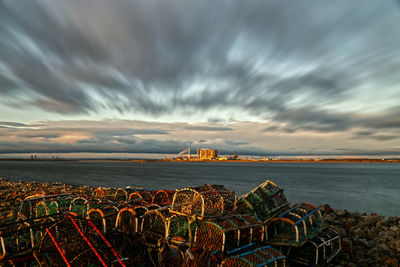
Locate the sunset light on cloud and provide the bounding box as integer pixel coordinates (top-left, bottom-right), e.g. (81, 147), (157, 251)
(0, 0), (400, 157)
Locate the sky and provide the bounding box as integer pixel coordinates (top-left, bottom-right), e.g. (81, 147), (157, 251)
(0, 0), (400, 157)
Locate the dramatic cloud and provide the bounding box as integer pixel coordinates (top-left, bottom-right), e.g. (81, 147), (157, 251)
(0, 119), (398, 156)
(0, 0), (399, 155)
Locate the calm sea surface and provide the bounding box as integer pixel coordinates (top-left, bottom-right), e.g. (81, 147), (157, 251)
(0, 161), (398, 216)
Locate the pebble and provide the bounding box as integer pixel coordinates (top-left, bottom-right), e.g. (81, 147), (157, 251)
(319, 204), (400, 266)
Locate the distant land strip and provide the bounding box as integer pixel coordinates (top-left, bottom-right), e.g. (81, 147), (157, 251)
(1, 158), (399, 163)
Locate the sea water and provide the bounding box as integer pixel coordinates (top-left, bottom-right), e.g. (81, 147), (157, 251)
(0, 161), (398, 216)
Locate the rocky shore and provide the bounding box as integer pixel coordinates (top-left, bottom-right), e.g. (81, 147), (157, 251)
(0, 178), (399, 266)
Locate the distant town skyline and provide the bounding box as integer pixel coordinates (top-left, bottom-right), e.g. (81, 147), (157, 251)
(0, 0), (399, 156)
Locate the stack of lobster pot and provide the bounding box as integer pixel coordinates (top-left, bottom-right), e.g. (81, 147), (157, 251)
(0, 180), (343, 266)
(168, 184), (286, 266)
(236, 180), (341, 266)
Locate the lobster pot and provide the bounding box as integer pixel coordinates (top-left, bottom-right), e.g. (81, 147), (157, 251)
(140, 209), (169, 266)
(115, 207), (138, 234)
(0, 223), (32, 261)
(237, 180), (289, 222)
(93, 187), (106, 198)
(152, 190), (175, 206)
(159, 239), (186, 267)
(221, 245), (286, 267)
(135, 203), (162, 228)
(141, 210), (168, 238)
(18, 193), (71, 220)
(46, 197), (73, 215)
(114, 188), (128, 201)
(200, 188), (223, 217)
(281, 203), (323, 239)
(171, 188), (202, 217)
(87, 205), (119, 234)
(128, 191), (154, 205)
(69, 197), (89, 218)
(86, 198), (104, 210)
(0, 217), (57, 261)
(171, 188), (224, 218)
(193, 215), (263, 253)
(35, 214), (125, 267)
(193, 220), (232, 252)
(140, 191), (155, 203)
(234, 215), (264, 246)
(288, 228), (341, 266)
(128, 190), (154, 203)
(265, 203), (323, 247)
(35, 197), (75, 218)
(167, 215), (193, 246)
(192, 185), (225, 216)
(35, 201), (48, 217)
(194, 184), (237, 213)
(92, 187), (116, 199)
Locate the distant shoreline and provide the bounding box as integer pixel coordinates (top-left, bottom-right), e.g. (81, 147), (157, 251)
(0, 158), (399, 163)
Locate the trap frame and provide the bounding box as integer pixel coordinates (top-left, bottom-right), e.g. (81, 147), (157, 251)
(0, 214), (58, 261)
(115, 207), (138, 234)
(87, 205), (120, 234)
(34, 213), (126, 267)
(287, 227), (341, 266)
(193, 184), (237, 214)
(128, 190), (154, 203)
(265, 203), (323, 247)
(221, 245), (286, 267)
(237, 180), (289, 222)
(69, 197), (89, 218)
(193, 214), (264, 253)
(152, 190), (175, 206)
(18, 193), (72, 220)
(171, 186), (231, 219)
(114, 188), (128, 201)
(92, 187), (115, 199)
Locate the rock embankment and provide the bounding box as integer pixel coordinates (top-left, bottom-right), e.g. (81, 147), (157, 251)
(0, 178), (399, 266)
(320, 204), (399, 267)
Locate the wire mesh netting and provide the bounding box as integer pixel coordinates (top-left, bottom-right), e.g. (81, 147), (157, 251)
(114, 188), (128, 201)
(128, 190), (154, 203)
(141, 210), (168, 238)
(0, 215), (58, 261)
(221, 245), (286, 267)
(192, 185), (225, 217)
(115, 207), (138, 234)
(237, 180), (289, 222)
(193, 214), (264, 253)
(18, 194), (72, 220)
(265, 203), (323, 246)
(92, 187), (116, 199)
(167, 215), (194, 246)
(159, 239), (186, 267)
(152, 190), (175, 206)
(194, 184), (237, 214)
(69, 197), (89, 218)
(171, 188), (203, 217)
(87, 205), (119, 234)
(35, 213), (126, 267)
(171, 187), (228, 218)
(287, 227), (341, 265)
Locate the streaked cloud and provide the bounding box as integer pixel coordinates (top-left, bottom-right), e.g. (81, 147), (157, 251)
(0, 0), (399, 155)
(0, 119), (398, 155)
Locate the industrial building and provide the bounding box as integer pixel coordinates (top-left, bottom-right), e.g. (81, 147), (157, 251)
(198, 149), (218, 160)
